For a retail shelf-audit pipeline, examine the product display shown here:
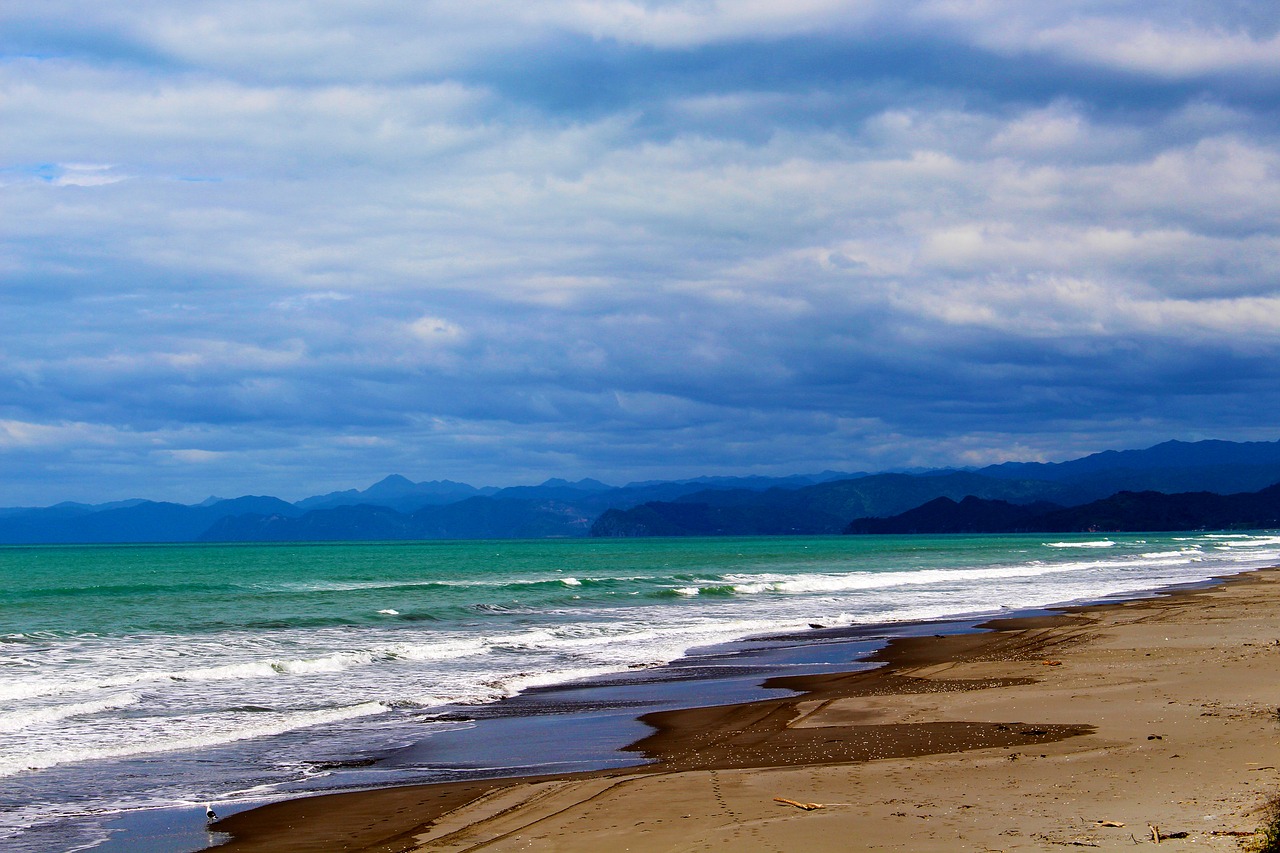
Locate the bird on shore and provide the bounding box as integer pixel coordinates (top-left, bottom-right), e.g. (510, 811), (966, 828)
(205, 803), (218, 822)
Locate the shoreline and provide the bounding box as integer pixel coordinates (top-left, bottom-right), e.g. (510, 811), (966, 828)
(211, 566), (1280, 851)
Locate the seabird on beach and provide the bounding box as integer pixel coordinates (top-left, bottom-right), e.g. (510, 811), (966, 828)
(205, 803), (218, 822)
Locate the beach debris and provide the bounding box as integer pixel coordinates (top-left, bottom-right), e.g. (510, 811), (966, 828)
(1144, 826), (1189, 841)
(1093, 820), (1125, 827)
(1042, 660), (1062, 666)
(774, 797), (824, 811)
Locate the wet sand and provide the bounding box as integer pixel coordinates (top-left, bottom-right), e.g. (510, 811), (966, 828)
(213, 568), (1280, 851)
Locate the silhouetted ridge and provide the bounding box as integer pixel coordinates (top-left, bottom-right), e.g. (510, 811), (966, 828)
(845, 496), (1063, 534)
(846, 484), (1280, 534)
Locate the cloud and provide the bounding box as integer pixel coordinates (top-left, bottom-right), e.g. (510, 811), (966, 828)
(1018, 20), (1280, 78)
(542, 0), (887, 48)
(915, 1), (1280, 78)
(162, 448), (225, 464)
(1, 1), (1279, 503)
(0, 419), (116, 450)
(50, 163), (128, 186)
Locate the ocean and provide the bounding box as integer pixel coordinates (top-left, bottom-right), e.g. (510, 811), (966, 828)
(3, 531), (1279, 852)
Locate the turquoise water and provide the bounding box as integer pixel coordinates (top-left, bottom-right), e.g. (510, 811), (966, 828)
(2, 532), (1278, 851)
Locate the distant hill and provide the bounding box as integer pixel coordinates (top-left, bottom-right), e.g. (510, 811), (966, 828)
(294, 475), (494, 513)
(1030, 485), (1280, 533)
(590, 440), (1280, 538)
(590, 472), (1081, 537)
(0, 496), (299, 544)
(844, 496), (1063, 535)
(589, 500), (840, 537)
(201, 498), (596, 542)
(979, 439), (1280, 494)
(846, 484), (1280, 534)
(2, 438), (1279, 544)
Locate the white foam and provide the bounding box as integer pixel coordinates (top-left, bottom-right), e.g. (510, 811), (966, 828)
(1140, 549), (1201, 559)
(0, 645), (415, 703)
(410, 622), (797, 708)
(720, 562), (1105, 596)
(273, 573), (647, 593)
(411, 664), (630, 708)
(0, 693), (141, 733)
(1045, 540), (1115, 548)
(382, 638), (488, 661)
(0, 701), (388, 778)
(497, 665), (626, 696)
(1213, 536), (1280, 548)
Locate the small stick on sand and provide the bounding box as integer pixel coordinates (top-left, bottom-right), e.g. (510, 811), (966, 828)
(1148, 823), (1160, 843)
(774, 797), (824, 810)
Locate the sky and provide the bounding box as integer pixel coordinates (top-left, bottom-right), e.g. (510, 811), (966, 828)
(3, 1), (1280, 505)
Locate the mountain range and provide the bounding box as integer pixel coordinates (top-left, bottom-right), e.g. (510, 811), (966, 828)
(2, 439), (1279, 544)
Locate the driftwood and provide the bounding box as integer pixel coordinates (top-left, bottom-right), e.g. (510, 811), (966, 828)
(773, 797), (824, 811)
(1093, 820), (1125, 827)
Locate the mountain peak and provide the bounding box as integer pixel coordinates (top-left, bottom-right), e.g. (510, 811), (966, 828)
(370, 474), (415, 488)
(538, 478), (613, 491)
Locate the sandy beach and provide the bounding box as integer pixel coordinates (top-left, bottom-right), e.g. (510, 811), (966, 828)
(212, 568), (1280, 851)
